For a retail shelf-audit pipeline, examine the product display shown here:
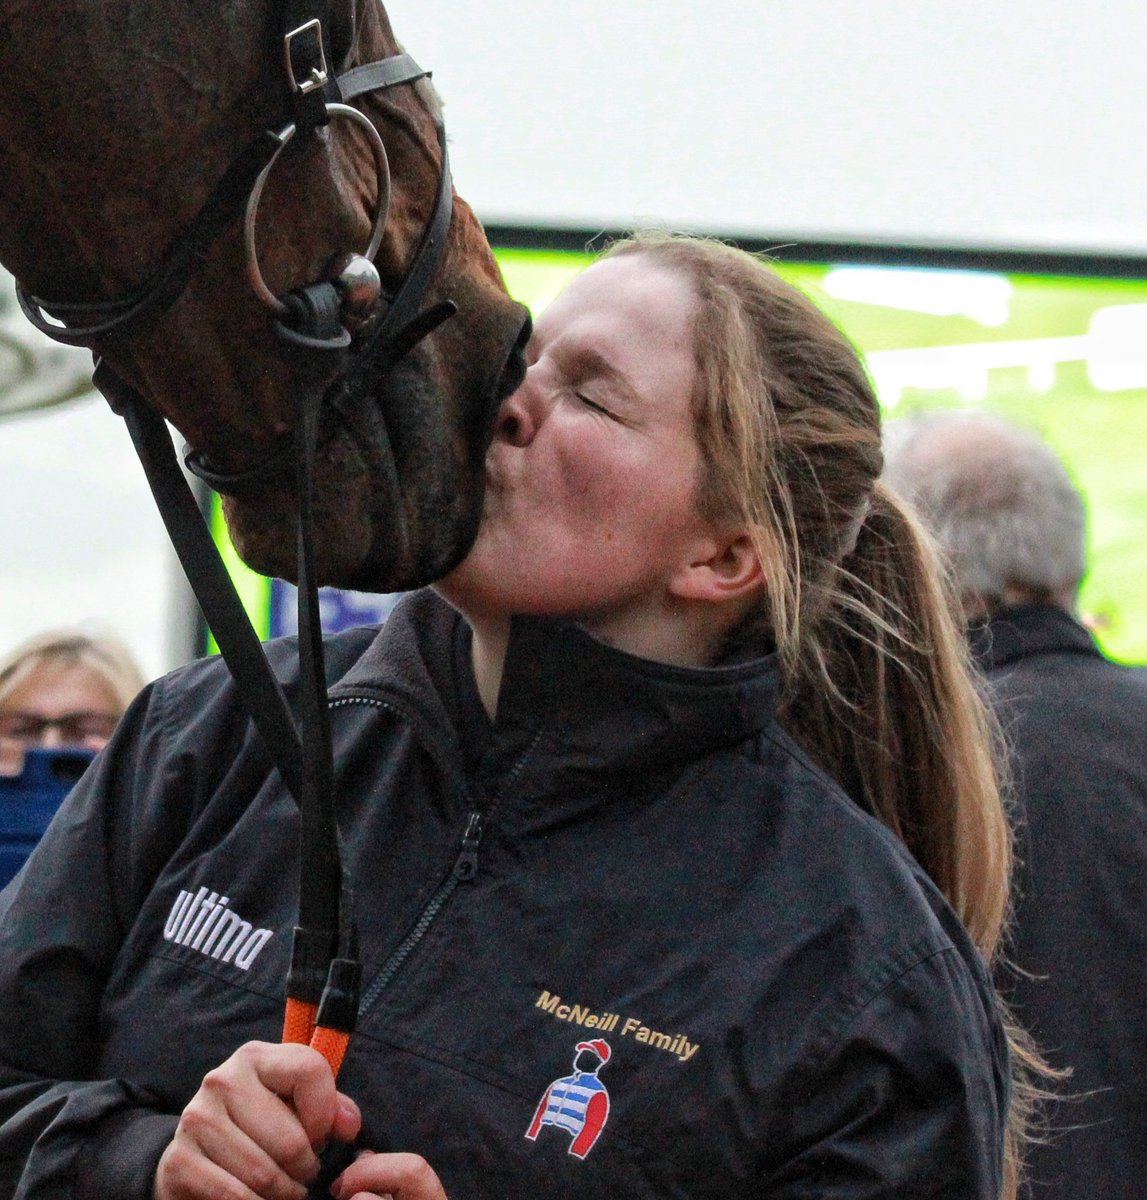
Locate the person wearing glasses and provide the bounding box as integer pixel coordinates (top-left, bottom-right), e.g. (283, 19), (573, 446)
(0, 630), (145, 774)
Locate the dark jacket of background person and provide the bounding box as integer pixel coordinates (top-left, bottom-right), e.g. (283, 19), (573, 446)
(882, 409), (1147, 1200)
(971, 602), (1147, 1200)
(0, 590), (1009, 1200)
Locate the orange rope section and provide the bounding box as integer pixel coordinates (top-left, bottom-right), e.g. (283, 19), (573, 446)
(283, 996), (351, 1077)
(309, 1025), (352, 1078)
(282, 996), (318, 1046)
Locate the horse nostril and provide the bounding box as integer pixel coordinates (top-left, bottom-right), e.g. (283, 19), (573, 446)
(495, 348), (526, 402)
(493, 312), (531, 403)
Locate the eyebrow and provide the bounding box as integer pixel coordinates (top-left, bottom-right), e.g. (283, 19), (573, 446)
(568, 344), (644, 407)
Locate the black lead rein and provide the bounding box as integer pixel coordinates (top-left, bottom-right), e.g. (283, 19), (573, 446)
(15, 0), (457, 1078)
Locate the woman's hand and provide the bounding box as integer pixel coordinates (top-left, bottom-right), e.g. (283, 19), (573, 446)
(153, 1040), (361, 1200)
(331, 1151), (449, 1200)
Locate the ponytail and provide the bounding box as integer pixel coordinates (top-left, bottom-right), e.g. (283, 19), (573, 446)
(780, 481), (1049, 1200)
(779, 481), (1010, 956)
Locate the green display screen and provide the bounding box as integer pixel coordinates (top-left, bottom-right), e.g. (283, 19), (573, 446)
(216, 245), (1147, 664)
(498, 248), (1147, 664)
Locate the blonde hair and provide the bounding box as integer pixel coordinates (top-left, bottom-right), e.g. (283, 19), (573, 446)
(0, 629), (146, 714)
(604, 232), (1041, 1197)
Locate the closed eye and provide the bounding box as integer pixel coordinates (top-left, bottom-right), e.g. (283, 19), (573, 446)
(576, 392), (615, 418)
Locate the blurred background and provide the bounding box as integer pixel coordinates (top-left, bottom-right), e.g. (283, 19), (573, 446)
(3, 0), (1145, 672)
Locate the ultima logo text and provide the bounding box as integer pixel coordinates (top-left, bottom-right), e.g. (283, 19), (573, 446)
(163, 886), (274, 971)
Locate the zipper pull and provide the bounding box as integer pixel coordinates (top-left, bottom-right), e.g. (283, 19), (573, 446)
(453, 811), (484, 882)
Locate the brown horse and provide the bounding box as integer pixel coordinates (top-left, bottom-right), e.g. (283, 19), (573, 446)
(0, 0), (530, 592)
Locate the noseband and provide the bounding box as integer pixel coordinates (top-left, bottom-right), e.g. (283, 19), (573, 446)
(13, 0), (461, 1080)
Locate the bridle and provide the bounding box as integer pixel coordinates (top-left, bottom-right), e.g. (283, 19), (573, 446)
(14, 0), (462, 1080)
(17, 7), (456, 363)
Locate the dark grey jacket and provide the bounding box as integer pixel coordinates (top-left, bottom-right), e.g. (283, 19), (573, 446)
(0, 591), (1008, 1199)
(972, 604), (1147, 1200)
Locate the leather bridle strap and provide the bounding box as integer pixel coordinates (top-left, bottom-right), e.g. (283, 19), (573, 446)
(327, 60), (456, 370)
(337, 53), (431, 100)
(281, 0), (338, 132)
(93, 361), (303, 799)
(16, 131), (285, 345)
(358, 119), (456, 364)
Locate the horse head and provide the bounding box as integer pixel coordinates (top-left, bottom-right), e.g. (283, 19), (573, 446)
(0, 0), (530, 591)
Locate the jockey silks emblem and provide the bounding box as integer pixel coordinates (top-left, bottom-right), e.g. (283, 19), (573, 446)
(525, 1039), (611, 1159)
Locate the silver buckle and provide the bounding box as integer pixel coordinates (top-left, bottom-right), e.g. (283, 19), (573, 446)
(284, 19), (329, 95)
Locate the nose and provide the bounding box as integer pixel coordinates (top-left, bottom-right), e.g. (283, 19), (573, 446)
(38, 725), (65, 748)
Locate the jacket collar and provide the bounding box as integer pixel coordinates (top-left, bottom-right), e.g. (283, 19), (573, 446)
(330, 589), (780, 783)
(967, 603), (1101, 673)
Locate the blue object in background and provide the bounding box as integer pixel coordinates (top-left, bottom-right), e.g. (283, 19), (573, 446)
(269, 580), (404, 638)
(0, 746), (95, 887)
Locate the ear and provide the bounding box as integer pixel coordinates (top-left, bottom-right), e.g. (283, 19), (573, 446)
(668, 531), (764, 605)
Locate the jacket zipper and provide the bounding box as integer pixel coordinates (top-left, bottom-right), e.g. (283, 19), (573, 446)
(327, 695), (486, 1017)
(357, 808), (484, 1014)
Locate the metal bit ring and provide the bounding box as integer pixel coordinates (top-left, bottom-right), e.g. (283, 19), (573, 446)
(244, 103), (391, 316)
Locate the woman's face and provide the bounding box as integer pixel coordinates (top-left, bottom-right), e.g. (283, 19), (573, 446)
(0, 662), (122, 773)
(440, 253), (718, 639)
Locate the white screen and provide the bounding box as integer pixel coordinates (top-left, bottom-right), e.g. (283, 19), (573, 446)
(386, 0), (1147, 255)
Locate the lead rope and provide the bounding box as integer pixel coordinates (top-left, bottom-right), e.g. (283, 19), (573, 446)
(274, 283), (359, 1075)
(94, 285), (363, 1079)
(269, 0), (361, 1077)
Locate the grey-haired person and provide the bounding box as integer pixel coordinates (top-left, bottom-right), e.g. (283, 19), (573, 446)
(885, 408), (1147, 1200)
